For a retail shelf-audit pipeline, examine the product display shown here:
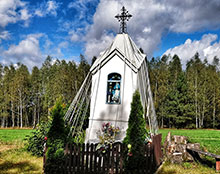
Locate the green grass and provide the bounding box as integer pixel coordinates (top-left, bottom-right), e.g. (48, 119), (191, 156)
(0, 129), (33, 142)
(156, 129), (220, 174)
(157, 161), (216, 174)
(0, 128), (42, 174)
(159, 129), (220, 154)
(0, 128), (219, 174)
(0, 144), (43, 174)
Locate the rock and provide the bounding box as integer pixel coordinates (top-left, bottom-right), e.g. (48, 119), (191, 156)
(164, 132), (171, 149)
(164, 133), (200, 163)
(171, 152), (183, 164)
(186, 143), (201, 161)
(187, 143), (200, 150)
(173, 135), (187, 145)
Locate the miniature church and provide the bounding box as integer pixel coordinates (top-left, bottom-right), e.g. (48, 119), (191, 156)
(65, 7), (158, 143)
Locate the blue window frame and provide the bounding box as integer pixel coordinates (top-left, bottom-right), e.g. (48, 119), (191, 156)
(106, 73), (121, 104)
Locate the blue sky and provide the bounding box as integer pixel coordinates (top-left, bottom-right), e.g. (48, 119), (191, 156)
(1, 0), (220, 69)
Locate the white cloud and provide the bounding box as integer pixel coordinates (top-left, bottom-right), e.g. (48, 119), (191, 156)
(58, 41), (68, 48)
(20, 8), (31, 20)
(85, 33), (115, 59)
(164, 34), (220, 66)
(46, 0), (59, 16)
(34, 9), (43, 17)
(1, 33), (44, 69)
(0, 0), (29, 27)
(84, 0), (220, 60)
(68, 0), (95, 19)
(34, 0), (60, 17)
(0, 31), (10, 43)
(20, 8), (31, 27)
(68, 30), (83, 42)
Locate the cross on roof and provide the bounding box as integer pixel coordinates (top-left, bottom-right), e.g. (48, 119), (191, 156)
(115, 6), (132, 34)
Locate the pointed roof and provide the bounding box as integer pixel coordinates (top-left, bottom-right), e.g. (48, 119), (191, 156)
(90, 33), (146, 73)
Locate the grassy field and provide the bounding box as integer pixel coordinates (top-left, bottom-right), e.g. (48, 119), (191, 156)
(0, 129), (33, 142)
(0, 128), (43, 174)
(0, 128), (219, 173)
(159, 129), (220, 154)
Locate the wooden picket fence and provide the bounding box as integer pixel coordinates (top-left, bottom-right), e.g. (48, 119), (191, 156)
(44, 134), (162, 174)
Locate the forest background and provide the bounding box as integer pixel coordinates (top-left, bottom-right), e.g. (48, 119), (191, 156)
(0, 52), (219, 129)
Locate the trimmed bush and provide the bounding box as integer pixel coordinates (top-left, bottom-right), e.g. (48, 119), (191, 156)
(123, 90), (147, 171)
(44, 100), (72, 174)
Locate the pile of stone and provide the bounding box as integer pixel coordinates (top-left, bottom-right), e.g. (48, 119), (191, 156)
(164, 132), (200, 163)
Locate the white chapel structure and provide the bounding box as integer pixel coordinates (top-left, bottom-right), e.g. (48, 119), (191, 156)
(64, 7), (158, 143)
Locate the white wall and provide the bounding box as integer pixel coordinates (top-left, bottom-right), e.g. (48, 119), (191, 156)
(85, 54), (138, 143)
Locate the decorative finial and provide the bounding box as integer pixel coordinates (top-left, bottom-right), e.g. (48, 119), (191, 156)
(115, 6), (132, 34)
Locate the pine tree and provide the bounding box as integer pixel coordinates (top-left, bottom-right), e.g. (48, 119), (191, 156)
(123, 90), (146, 171)
(47, 100), (66, 143)
(45, 100), (70, 174)
(31, 66), (41, 127)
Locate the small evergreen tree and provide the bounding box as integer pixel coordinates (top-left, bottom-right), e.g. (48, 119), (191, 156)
(123, 90), (147, 171)
(44, 100), (71, 174)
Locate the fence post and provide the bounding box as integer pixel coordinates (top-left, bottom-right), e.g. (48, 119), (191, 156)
(43, 142), (47, 173)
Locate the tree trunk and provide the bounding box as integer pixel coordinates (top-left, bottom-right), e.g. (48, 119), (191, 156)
(195, 74), (198, 129)
(213, 93), (216, 128)
(33, 105), (36, 128)
(1, 116), (5, 128)
(17, 106), (20, 127)
(37, 97), (40, 125)
(198, 105), (201, 128)
(201, 101), (205, 127)
(19, 90), (23, 128)
(11, 102), (15, 127)
(20, 104), (23, 128)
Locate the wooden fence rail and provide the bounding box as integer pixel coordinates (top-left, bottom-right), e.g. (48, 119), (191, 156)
(44, 134), (162, 174)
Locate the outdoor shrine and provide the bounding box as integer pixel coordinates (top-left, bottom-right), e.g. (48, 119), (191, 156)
(64, 7), (159, 143)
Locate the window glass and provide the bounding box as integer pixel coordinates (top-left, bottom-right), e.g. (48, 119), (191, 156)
(106, 73), (121, 104)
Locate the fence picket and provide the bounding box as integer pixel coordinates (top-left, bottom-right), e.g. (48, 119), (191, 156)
(90, 143), (94, 172)
(94, 144), (98, 173)
(81, 144), (85, 173)
(43, 134), (162, 174)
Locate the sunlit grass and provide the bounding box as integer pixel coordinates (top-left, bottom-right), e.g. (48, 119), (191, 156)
(0, 128), (42, 174)
(0, 143), (43, 174)
(0, 128), (33, 142)
(159, 129), (220, 154)
(0, 128), (219, 173)
(157, 161), (216, 174)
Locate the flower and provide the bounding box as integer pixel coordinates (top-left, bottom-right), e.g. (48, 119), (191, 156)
(44, 136), (48, 141)
(96, 122), (120, 154)
(128, 152), (133, 156)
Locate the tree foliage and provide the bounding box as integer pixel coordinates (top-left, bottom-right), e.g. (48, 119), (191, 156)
(44, 100), (72, 174)
(149, 53), (220, 129)
(0, 52), (220, 129)
(0, 55), (90, 128)
(123, 90), (146, 171)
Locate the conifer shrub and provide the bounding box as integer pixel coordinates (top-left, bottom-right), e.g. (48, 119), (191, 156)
(44, 100), (73, 174)
(123, 90), (147, 172)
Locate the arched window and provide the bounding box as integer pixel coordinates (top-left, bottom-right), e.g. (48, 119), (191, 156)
(106, 73), (121, 104)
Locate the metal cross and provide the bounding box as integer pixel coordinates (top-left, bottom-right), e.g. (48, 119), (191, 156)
(115, 6), (132, 33)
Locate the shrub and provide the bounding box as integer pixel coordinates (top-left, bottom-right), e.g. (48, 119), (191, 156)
(123, 90), (147, 171)
(45, 100), (72, 174)
(25, 120), (51, 156)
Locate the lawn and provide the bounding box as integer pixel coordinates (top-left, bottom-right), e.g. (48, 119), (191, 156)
(0, 128), (219, 174)
(159, 129), (220, 154)
(0, 128), (43, 174)
(0, 128), (33, 142)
